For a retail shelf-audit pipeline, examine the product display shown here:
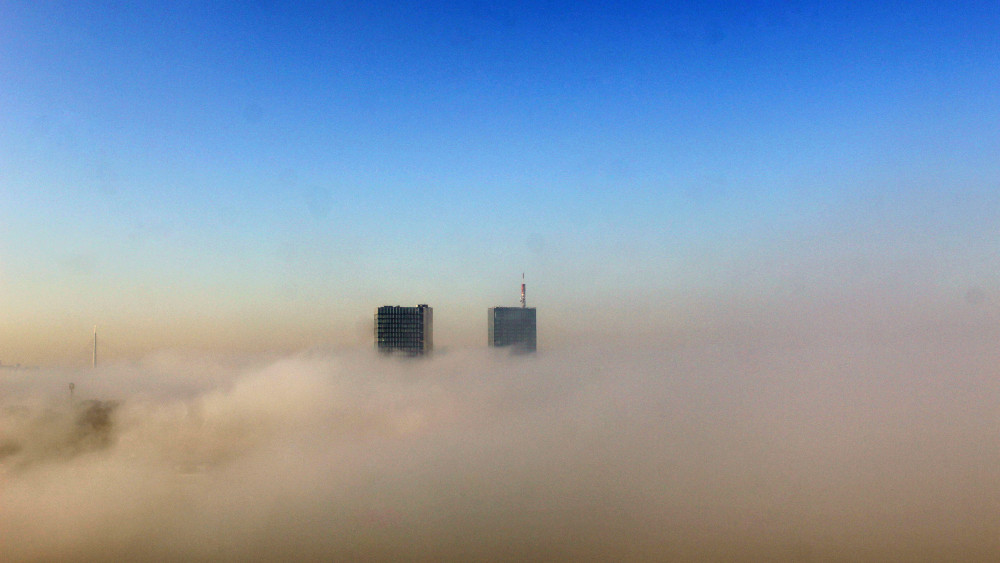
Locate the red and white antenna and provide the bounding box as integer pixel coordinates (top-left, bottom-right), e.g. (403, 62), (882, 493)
(520, 273), (526, 308)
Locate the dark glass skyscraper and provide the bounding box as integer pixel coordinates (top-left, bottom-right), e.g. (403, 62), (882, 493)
(488, 306), (537, 352)
(375, 304), (433, 355)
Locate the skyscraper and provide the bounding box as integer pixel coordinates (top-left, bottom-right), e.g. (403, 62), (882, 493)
(375, 304), (433, 355)
(488, 275), (536, 352)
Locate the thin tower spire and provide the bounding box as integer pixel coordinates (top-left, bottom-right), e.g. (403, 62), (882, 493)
(520, 273), (526, 308)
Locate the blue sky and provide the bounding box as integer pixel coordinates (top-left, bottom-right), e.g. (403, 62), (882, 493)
(2, 2), (999, 362)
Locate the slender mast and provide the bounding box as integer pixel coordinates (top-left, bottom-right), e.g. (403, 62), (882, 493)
(520, 273), (526, 308)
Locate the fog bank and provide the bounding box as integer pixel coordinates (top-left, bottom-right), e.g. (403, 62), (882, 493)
(2, 334), (999, 561)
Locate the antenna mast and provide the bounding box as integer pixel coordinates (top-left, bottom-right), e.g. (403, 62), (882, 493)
(92, 325), (97, 368)
(520, 273), (526, 308)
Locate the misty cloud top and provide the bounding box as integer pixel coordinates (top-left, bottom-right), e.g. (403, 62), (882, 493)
(3, 334), (999, 561)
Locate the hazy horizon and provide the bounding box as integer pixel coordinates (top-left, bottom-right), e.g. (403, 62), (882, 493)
(4, 278), (997, 367)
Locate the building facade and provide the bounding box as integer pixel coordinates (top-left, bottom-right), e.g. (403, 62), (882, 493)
(488, 306), (536, 352)
(375, 304), (433, 355)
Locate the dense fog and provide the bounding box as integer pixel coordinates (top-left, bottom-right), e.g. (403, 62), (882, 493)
(2, 328), (999, 561)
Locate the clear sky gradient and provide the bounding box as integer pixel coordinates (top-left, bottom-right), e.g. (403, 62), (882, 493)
(2, 2), (999, 363)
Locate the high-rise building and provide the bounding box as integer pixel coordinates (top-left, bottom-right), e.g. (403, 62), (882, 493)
(488, 275), (536, 352)
(375, 304), (433, 355)
(488, 306), (536, 352)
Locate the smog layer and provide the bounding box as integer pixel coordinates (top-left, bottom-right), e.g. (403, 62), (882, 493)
(2, 327), (999, 561)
